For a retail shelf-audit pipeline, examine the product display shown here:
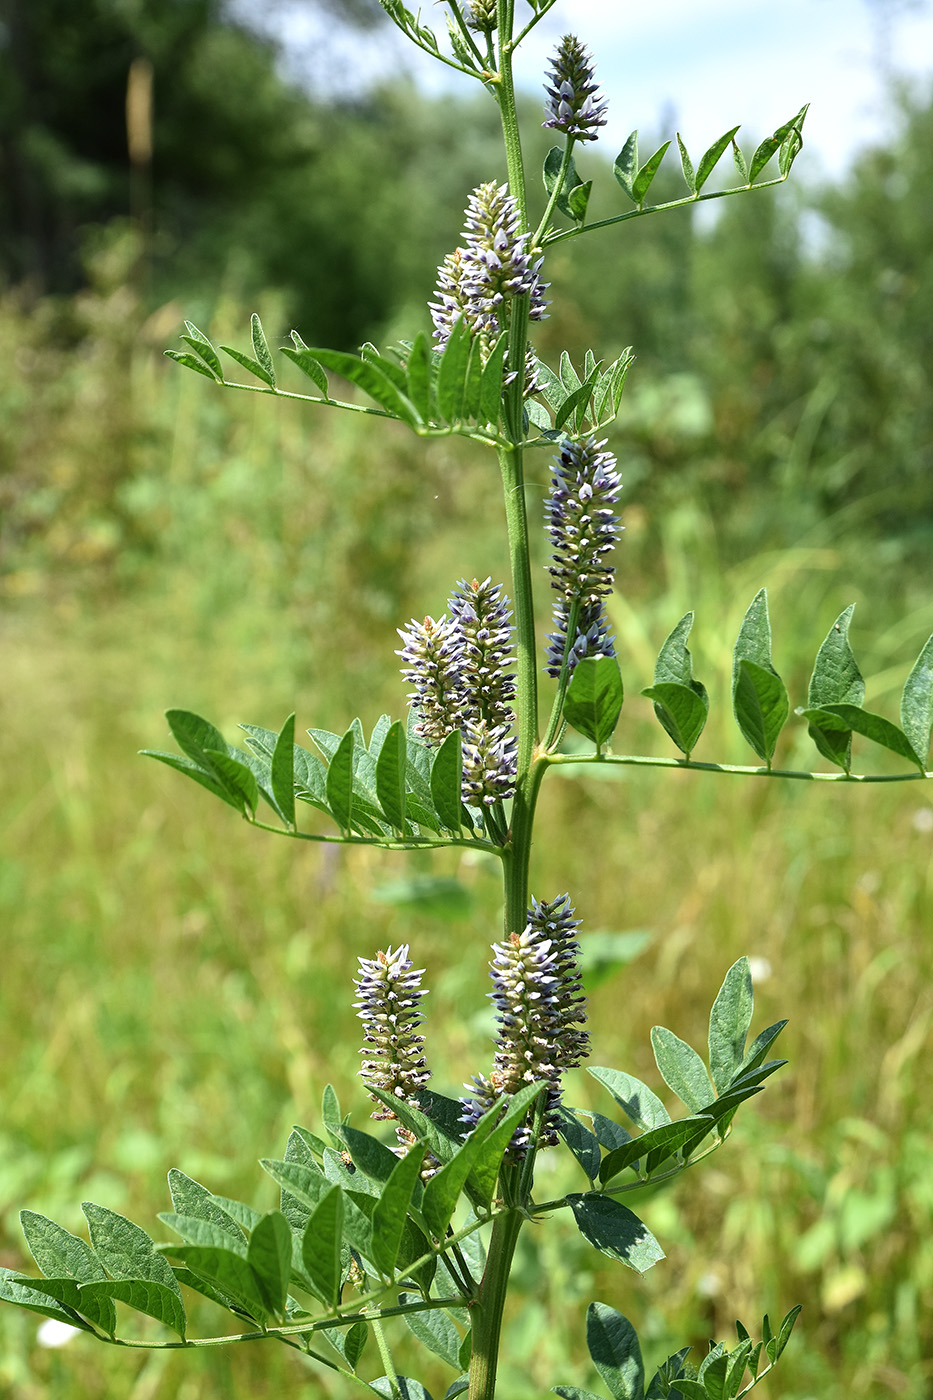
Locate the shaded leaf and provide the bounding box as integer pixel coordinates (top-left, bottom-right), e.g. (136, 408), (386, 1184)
(733, 659), (789, 766)
(587, 1302), (645, 1400)
(555, 1107), (602, 1181)
(567, 1195), (664, 1274)
(375, 720), (408, 831)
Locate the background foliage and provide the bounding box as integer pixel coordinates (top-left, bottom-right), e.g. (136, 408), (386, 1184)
(1, 2), (931, 1397)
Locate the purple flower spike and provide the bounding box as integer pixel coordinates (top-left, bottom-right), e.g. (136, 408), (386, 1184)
(354, 945), (432, 1153)
(543, 35), (608, 143)
(461, 719), (518, 806)
(397, 613), (464, 746)
(448, 576), (516, 731)
(461, 894), (589, 1156)
(429, 182), (549, 362)
(545, 435), (623, 677)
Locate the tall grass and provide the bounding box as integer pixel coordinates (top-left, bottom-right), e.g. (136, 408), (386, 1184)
(0, 271), (930, 1399)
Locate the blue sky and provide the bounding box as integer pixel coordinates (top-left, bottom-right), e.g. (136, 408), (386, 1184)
(273, 0), (933, 179)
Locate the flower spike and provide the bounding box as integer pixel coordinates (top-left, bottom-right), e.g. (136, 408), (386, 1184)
(544, 435), (623, 677)
(462, 894), (589, 1156)
(543, 35), (609, 143)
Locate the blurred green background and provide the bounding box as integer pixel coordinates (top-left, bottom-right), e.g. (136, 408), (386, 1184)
(1, 2), (931, 1398)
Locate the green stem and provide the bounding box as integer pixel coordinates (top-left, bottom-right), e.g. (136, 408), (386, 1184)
(542, 753), (933, 782)
(467, 1194), (524, 1400)
(369, 1310), (400, 1396)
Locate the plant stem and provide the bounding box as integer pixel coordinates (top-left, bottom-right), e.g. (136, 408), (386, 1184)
(467, 1189), (524, 1400)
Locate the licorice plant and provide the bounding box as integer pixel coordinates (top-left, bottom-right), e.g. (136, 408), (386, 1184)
(3, 4), (932, 1399)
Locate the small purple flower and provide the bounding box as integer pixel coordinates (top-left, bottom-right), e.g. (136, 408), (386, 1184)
(355, 945), (432, 1152)
(397, 613), (464, 746)
(461, 894), (589, 1155)
(545, 435), (622, 677)
(542, 35), (608, 143)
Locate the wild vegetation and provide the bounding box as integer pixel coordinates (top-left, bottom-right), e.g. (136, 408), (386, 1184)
(0, 3), (931, 1397)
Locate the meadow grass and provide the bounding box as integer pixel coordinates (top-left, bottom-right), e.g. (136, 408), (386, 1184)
(1, 309), (931, 1399)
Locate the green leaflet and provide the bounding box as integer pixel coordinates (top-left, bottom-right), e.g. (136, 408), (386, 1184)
(901, 633), (933, 765)
(708, 957), (754, 1095)
(613, 131), (639, 199)
(80, 1202), (186, 1339)
(303, 345), (420, 425)
(644, 612), (709, 756)
(18, 1212), (115, 1334)
(400, 1292), (464, 1369)
(564, 657), (624, 748)
(806, 606), (864, 771)
(543, 146), (591, 222)
(598, 1116), (713, 1185)
(695, 125), (740, 190)
(586, 1302), (645, 1400)
(158, 1242), (269, 1324)
(566, 1195), (665, 1274)
(370, 1146), (426, 1277)
(801, 704), (925, 774)
(281, 331), (329, 396)
(732, 592), (788, 765)
(158, 1213), (246, 1252)
(555, 1106), (602, 1182)
(676, 133), (696, 192)
(436, 316), (472, 422)
(271, 714), (297, 828)
(250, 313), (276, 388)
(247, 1211), (292, 1319)
(649, 1027), (714, 1113)
(406, 331), (433, 421)
(587, 1067), (670, 1132)
(631, 140), (671, 205)
(0, 1270), (99, 1333)
(325, 727), (355, 832)
(323, 1318), (369, 1369)
(430, 730), (463, 832)
(301, 1186), (344, 1306)
(180, 321), (224, 379)
(375, 719), (408, 832)
(218, 342), (276, 389)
